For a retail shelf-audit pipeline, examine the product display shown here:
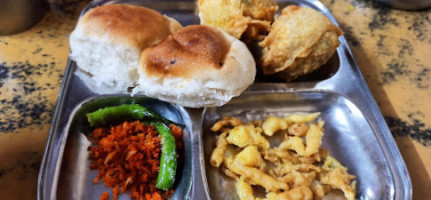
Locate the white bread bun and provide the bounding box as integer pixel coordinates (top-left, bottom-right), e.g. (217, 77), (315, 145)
(133, 25), (256, 108)
(69, 4), (182, 91)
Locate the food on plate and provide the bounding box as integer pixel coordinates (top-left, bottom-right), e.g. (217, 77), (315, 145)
(153, 122), (178, 190)
(70, 4), (182, 91)
(134, 25), (256, 108)
(87, 105), (183, 200)
(259, 5), (343, 81)
(86, 104), (182, 127)
(197, 0), (278, 40)
(209, 113), (356, 200)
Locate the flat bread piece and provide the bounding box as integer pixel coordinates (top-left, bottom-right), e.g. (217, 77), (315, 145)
(134, 25), (256, 108)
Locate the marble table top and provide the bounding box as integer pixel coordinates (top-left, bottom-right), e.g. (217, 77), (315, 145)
(0, 0), (429, 199)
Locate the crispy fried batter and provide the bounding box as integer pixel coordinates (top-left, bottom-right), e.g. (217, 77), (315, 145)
(210, 114), (356, 200)
(198, 0), (278, 40)
(259, 5), (342, 81)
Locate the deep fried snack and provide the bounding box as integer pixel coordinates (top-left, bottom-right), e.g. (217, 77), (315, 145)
(198, 0), (278, 40)
(210, 131), (228, 167)
(259, 5), (343, 81)
(211, 116), (243, 132)
(210, 114), (356, 200)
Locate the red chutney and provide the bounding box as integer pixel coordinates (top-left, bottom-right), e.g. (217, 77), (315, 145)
(89, 121), (183, 200)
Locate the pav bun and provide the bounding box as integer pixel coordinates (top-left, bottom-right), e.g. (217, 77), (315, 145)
(134, 25), (256, 108)
(70, 4), (182, 91)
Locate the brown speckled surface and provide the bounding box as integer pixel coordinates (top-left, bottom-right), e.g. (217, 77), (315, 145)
(0, 1), (90, 199)
(320, 1), (431, 199)
(0, 0), (430, 199)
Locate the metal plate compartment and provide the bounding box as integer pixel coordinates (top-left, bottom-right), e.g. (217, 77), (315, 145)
(202, 91), (394, 200)
(53, 96), (193, 200)
(38, 0), (412, 200)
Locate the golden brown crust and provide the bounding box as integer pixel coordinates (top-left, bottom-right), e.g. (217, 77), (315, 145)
(242, 0), (278, 21)
(259, 5), (343, 80)
(198, 0), (277, 41)
(79, 4), (177, 50)
(141, 25), (231, 78)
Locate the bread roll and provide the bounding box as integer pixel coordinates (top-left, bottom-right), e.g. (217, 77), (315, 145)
(69, 4), (182, 91)
(133, 25), (256, 108)
(259, 5), (342, 81)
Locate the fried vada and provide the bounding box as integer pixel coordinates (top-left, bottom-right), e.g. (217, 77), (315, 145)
(259, 5), (343, 81)
(198, 0), (278, 41)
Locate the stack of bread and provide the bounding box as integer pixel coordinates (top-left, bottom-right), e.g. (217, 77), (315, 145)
(70, 4), (256, 108)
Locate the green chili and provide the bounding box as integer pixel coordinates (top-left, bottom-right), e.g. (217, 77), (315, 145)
(86, 104), (179, 190)
(86, 104), (182, 127)
(154, 122), (177, 190)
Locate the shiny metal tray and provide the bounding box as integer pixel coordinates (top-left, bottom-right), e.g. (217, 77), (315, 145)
(38, 0), (412, 200)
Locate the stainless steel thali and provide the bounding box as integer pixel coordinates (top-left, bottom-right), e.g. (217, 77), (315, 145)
(38, 0), (412, 199)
